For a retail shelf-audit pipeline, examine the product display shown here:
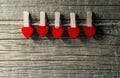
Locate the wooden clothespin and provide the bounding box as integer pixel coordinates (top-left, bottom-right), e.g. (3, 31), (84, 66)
(40, 11), (46, 26)
(55, 12), (61, 28)
(21, 11), (33, 39)
(23, 11), (30, 27)
(87, 11), (93, 27)
(52, 12), (63, 39)
(84, 11), (96, 38)
(37, 11), (49, 37)
(70, 13), (77, 28)
(68, 13), (80, 39)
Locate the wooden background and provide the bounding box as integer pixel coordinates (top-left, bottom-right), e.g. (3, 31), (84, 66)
(0, 0), (120, 78)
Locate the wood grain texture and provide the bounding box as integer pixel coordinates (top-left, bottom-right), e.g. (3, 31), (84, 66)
(0, 0), (120, 78)
(0, 0), (120, 6)
(0, 22), (119, 78)
(0, 6), (119, 20)
(0, 20), (119, 39)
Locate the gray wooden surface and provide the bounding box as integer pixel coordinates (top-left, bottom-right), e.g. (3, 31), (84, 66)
(0, 0), (120, 78)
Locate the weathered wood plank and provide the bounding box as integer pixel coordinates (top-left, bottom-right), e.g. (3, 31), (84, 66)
(1, 69), (119, 74)
(0, 61), (118, 70)
(0, 40), (119, 54)
(0, 0), (120, 6)
(0, 37), (119, 47)
(0, 20), (120, 26)
(0, 6), (119, 20)
(0, 22), (118, 56)
(0, 21), (119, 40)
(0, 70), (119, 78)
(0, 0), (119, 78)
(0, 53), (119, 62)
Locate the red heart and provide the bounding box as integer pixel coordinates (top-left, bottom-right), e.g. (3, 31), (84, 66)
(22, 26), (33, 39)
(83, 26), (96, 38)
(68, 27), (80, 39)
(51, 27), (63, 39)
(37, 26), (49, 37)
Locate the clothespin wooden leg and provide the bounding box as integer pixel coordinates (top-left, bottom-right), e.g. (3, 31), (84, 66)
(68, 13), (80, 39)
(40, 11), (46, 26)
(84, 11), (96, 38)
(37, 11), (49, 37)
(52, 12), (63, 39)
(87, 11), (93, 27)
(70, 13), (76, 28)
(21, 11), (33, 39)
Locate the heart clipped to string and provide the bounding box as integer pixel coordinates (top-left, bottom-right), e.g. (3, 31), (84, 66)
(37, 11), (49, 37)
(68, 13), (80, 39)
(21, 11), (33, 39)
(83, 11), (96, 38)
(52, 12), (63, 39)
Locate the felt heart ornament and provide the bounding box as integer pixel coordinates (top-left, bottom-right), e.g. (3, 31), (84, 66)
(37, 26), (49, 37)
(52, 27), (63, 39)
(22, 27), (33, 39)
(68, 27), (80, 39)
(83, 26), (96, 38)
